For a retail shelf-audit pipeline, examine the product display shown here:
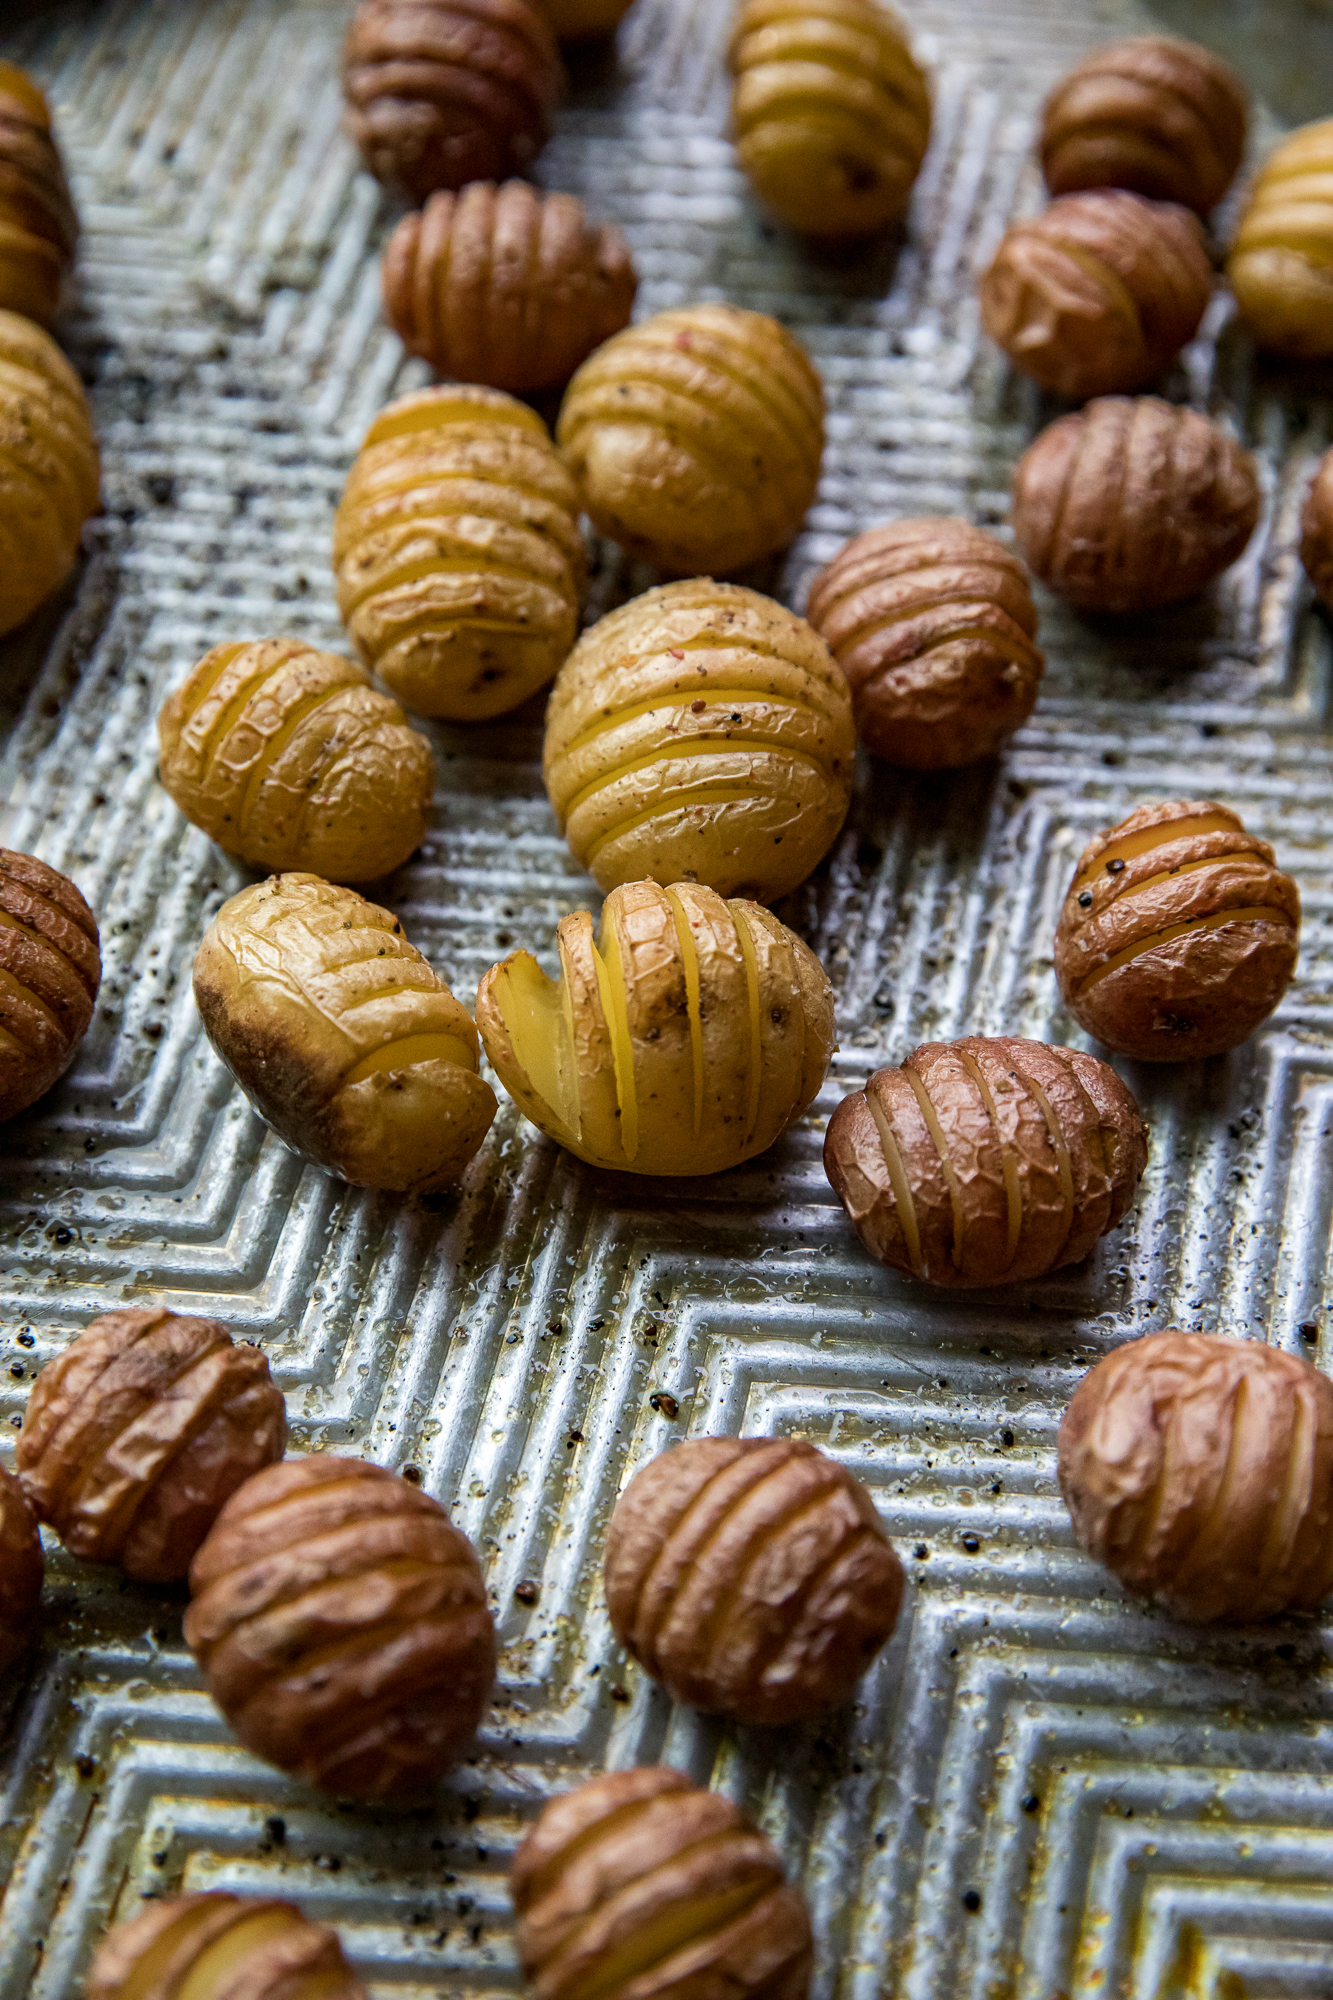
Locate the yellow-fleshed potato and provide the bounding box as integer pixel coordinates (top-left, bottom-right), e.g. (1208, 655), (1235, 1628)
(556, 304), (825, 577)
(332, 384), (585, 722)
(1228, 120), (1333, 360)
(475, 879), (835, 1175)
(158, 638), (434, 882)
(544, 581), (854, 901)
(0, 308), (99, 639)
(194, 874), (496, 1192)
(0, 61), (78, 328)
(728, 0), (932, 242)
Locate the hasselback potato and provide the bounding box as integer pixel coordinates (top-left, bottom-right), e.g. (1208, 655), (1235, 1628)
(556, 303), (824, 577)
(0, 308), (99, 638)
(333, 385), (584, 721)
(86, 1895), (367, 2000)
(342, 0), (562, 203)
(1228, 119), (1333, 360)
(0, 848), (100, 1123)
(727, 0), (931, 241)
(476, 879), (835, 1176)
(0, 60), (78, 327)
(383, 180), (636, 395)
(158, 638), (434, 882)
(805, 517), (1043, 769)
(185, 1456), (496, 1797)
(544, 580), (854, 900)
(194, 873), (497, 1193)
(1040, 33), (1248, 216)
(18, 1307), (286, 1582)
(824, 1036), (1148, 1287)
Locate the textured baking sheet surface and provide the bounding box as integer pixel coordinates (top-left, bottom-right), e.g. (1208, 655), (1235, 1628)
(2, 1), (1333, 1997)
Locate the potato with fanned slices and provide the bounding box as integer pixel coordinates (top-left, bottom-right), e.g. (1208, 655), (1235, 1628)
(476, 879), (835, 1175)
(194, 873), (496, 1191)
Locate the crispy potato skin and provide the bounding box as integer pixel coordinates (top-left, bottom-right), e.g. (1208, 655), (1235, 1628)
(544, 580), (853, 899)
(0, 62), (77, 328)
(158, 637), (434, 882)
(556, 304), (825, 576)
(805, 518), (1043, 770)
(0, 1464), (42, 1676)
(185, 1457), (495, 1798)
(341, 0), (562, 204)
(1040, 33), (1247, 216)
(85, 1893), (367, 2000)
(604, 1436), (902, 1723)
(824, 1035), (1148, 1288)
(333, 384), (584, 722)
(0, 308), (99, 639)
(17, 1307), (286, 1583)
(1229, 120), (1333, 359)
(511, 1767), (814, 2000)
(1302, 448), (1333, 608)
(0, 848), (100, 1123)
(1011, 397), (1259, 615)
(1058, 1330), (1333, 1623)
(536, 0), (630, 35)
(979, 191), (1212, 400)
(1054, 798), (1300, 1062)
(383, 181), (636, 394)
(193, 873), (496, 1193)
(726, 0), (931, 242)
(477, 878), (835, 1175)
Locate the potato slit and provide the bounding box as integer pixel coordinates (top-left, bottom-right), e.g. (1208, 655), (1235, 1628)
(1008, 1061), (1075, 1266)
(593, 924), (638, 1164)
(663, 888), (704, 1139)
(583, 784), (768, 867)
(1073, 809), (1237, 883)
(113, 1902), (237, 2000)
(236, 681), (351, 841)
(339, 549), (557, 617)
(175, 1909), (301, 2000)
(553, 1852), (763, 2000)
(956, 1050), (1022, 1271)
(1075, 904), (1294, 997)
(0, 957), (62, 1035)
(1257, 1380), (1313, 1594)
(1108, 849), (1266, 905)
(340, 1032), (476, 1087)
(558, 681), (838, 757)
(1166, 1373), (1252, 1595)
(564, 737), (833, 820)
(864, 1091), (924, 1277)
(171, 638), (252, 730)
(733, 907), (764, 1146)
(903, 1069), (965, 1272)
(617, 327), (820, 469)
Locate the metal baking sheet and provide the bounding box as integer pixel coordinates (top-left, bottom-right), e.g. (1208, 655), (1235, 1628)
(2, 1), (1333, 1997)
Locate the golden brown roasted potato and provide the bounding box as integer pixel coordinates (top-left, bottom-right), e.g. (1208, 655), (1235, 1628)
(333, 384), (585, 722)
(0, 848), (100, 1123)
(86, 1893), (367, 2000)
(475, 879), (835, 1175)
(382, 181), (637, 396)
(1011, 397), (1260, 614)
(1058, 1330), (1333, 1622)
(1040, 34), (1248, 216)
(158, 637), (434, 882)
(727, 0), (931, 241)
(18, 1307), (286, 1582)
(604, 1436), (902, 1723)
(544, 580), (854, 900)
(979, 191), (1213, 400)
(824, 1036), (1148, 1287)
(0, 1464), (42, 1676)
(511, 1768), (814, 2000)
(1054, 799), (1300, 1062)
(193, 873), (496, 1192)
(0, 308), (99, 638)
(0, 61), (78, 328)
(1228, 120), (1333, 359)
(805, 518), (1043, 770)
(185, 1456), (495, 1797)
(556, 304), (824, 576)
(341, 0), (562, 204)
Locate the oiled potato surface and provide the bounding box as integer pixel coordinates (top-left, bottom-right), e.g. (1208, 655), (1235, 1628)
(476, 877), (834, 1175)
(194, 873), (496, 1191)
(544, 580), (853, 900)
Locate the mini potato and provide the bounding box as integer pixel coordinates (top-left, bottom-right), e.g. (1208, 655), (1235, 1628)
(544, 580), (854, 901)
(158, 638), (434, 882)
(194, 874), (496, 1192)
(0, 308), (100, 639)
(333, 384), (585, 722)
(475, 879), (835, 1175)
